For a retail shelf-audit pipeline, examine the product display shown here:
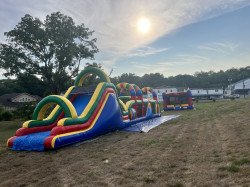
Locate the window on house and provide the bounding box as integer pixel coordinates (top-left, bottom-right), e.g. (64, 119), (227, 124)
(198, 91), (200, 93)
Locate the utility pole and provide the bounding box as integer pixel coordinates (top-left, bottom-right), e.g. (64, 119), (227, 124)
(228, 78), (232, 95)
(243, 79), (245, 98)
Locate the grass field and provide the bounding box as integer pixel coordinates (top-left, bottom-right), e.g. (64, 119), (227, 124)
(0, 99), (249, 186)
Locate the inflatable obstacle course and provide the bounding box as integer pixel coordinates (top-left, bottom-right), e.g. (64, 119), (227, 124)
(162, 90), (194, 111)
(7, 67), (162, 151)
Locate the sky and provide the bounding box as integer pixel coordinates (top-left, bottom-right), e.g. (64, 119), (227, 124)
(0, 0), (250, 78)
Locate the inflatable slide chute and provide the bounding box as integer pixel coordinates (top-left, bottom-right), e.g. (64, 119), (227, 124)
(7, 67), (161, 151)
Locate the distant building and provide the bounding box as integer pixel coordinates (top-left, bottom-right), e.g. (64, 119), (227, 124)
(225, 78), (250, 96)
(184, 88), (224, 99)
(153, 87), (178, 101)
(0, 93), (41, 111)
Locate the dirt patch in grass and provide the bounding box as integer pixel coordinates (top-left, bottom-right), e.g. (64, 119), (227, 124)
(0, 99), (249, 186)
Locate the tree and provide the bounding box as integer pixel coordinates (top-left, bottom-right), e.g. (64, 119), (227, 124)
(0, 12), (98, 94)
(116, 73), (142, 86)
(141, 73), (165, 87)
(16, 74), (47, 96)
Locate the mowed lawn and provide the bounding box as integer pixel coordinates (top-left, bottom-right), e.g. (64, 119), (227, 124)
(0, 98), (249, 186)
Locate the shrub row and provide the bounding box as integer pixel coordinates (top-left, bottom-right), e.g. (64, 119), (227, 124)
(0, 103), (35, 121)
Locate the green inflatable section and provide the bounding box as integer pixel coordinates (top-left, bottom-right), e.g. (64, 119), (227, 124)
(32, 95), (78, 121)
(74, 66), (111, 86)
(25, 67), (130, 128)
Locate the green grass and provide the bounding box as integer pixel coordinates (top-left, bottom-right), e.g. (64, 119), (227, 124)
(232, 158), (250, 166)
(218, 158), (250, 173)
(141, 139), (159, 147)
(0, 98), (249, 186)
(218, 164), (240, 172)
(0, 120), (22, 152)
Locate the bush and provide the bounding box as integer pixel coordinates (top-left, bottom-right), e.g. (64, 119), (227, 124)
(1, 111), (13, 121)
(0, 107), (3, 121)
(13, 103), (36, 120)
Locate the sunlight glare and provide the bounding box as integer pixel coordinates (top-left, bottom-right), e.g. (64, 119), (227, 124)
(137, 17), (150, 34)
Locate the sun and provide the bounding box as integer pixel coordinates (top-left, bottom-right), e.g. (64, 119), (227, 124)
(137, 17), (150, 34)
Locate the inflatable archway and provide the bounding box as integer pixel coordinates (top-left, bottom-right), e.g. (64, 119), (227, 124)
(142, 87), (158, 101)
(74, 66), (110, 86)
(130, 84), (143, 100)
(116, 82), (136, 100)
(32, 95), (78, 120)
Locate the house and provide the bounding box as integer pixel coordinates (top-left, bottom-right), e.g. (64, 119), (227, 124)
(225, 78), (250, 97)
(0, 93), (42, 111)
(184, 88), (224, 99)
(153, 87), (178, 102)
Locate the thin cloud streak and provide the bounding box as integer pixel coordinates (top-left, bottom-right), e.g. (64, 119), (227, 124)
(127, 46), (169, 57)
(197, 42), (239, 54)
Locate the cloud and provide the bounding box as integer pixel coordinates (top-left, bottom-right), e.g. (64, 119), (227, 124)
(164, 54), (210, 65)
(197, 42), (239, 54)
(126, 46), (169, 57)
(127, 61), (173, 76)
(125, 54), (210, 76)
(0, 0), (249, 76)
(0, 1), (249, 52)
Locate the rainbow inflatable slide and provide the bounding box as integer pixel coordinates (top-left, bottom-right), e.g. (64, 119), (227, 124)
(7, 67), (163, 151)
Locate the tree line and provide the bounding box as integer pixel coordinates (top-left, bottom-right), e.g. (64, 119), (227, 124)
(111, 66), (250, 89)
(1, 66), (249, 97)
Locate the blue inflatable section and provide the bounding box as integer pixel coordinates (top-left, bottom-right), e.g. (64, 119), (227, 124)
(54, 94), (123, 148)
(12, 131), (50, 151)
(12, 94), (92, 151)
(72, 94), (92, 115)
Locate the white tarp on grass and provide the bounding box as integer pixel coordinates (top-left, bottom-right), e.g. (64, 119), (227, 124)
(124, 115), (180, 133)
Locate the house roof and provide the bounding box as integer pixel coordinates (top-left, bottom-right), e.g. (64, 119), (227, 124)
(0, 93), (42, 108)
(228, 78), (250, 86)
(10, 93), (42, 101)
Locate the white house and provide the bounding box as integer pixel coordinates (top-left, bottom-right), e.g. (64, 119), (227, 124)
(225, 78), (250, 96)
(0, 93), (41, 111)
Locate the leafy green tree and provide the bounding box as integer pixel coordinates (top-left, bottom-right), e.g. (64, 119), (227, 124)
(141, 73), (165, 87)
(85, 62), (102, 69)
(16, 74), (47, 96)
(0, 79), (26, 95)
(0, 12), (98, 94)
(112, 66), (250, 89)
